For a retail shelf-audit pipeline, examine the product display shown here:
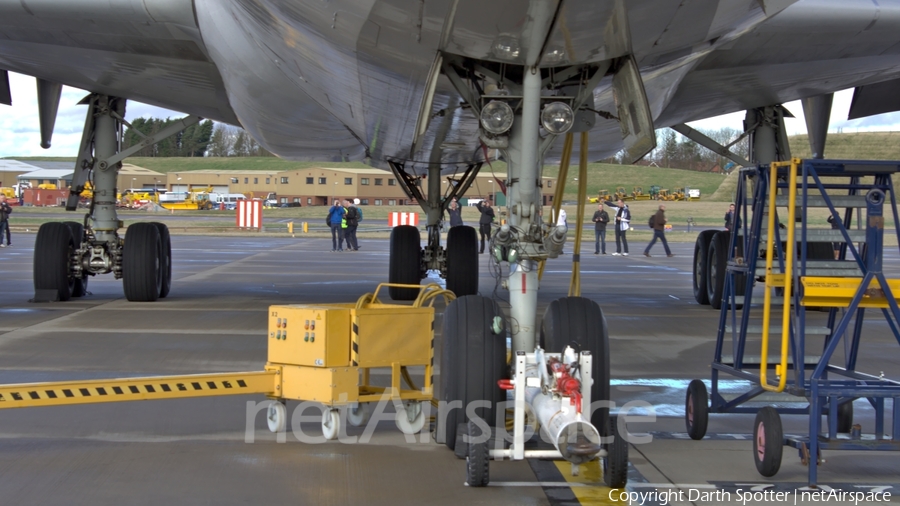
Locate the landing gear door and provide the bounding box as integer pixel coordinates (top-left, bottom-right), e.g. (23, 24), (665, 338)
(612, 55), (655, 164)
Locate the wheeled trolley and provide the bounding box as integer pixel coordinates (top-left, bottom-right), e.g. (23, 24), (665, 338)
(688, 158), (900, 485)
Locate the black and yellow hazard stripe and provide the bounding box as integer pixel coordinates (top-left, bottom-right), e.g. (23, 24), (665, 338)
(351, 317), (360, 366)
(0, 371), (276, 409)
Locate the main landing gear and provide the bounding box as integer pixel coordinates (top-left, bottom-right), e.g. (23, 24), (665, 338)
(31, 94), (197, 303)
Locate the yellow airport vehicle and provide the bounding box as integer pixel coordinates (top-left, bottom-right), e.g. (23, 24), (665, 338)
(672, 187), (686, 200)
(614, 186), (630, 201)
(631, 186), (651, 201)
(0, 187), (14, 199)
(0, 283), (453, 441)
(37, 183), (58, 189)
(159, 185), (214, 210)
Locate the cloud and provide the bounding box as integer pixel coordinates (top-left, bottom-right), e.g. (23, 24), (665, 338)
(0, 71), (182, 157)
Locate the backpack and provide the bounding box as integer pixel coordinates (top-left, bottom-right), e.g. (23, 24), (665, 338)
(648, 214), (655, 229)
(357, 207), (363, 222)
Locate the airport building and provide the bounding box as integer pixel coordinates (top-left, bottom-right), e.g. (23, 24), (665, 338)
(166, 167), (558, 206)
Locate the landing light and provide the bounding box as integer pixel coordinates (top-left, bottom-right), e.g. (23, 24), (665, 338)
(480, 100), (514, 135)
(541, 102), (574, 135)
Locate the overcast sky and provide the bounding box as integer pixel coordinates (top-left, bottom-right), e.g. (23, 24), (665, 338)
(2, 70), (899, 158)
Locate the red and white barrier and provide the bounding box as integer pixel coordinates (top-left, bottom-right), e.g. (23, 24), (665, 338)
(237, 199), (263, 230)
(389, 212), (419, 227)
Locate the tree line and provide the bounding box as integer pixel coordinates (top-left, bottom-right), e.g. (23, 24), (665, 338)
(603, 127), (750, 172)
(123, 120), (274, 157)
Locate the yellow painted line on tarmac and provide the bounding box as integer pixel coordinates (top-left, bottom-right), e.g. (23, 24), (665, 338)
(553, 461), (622, 505)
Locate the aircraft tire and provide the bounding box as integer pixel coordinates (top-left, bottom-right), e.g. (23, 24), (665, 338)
(151, 222), (172, 298)
(388, 225), (421, 300)
(439, 295), (505, 452)
(602, 415), (629, 488)
(63, 221), (89, 298)
(685, 379), (709, 440)
(445, 225), (478, 297)
(540, 296), (610, 434)
(752, 407), (783, 477)
(707, 232), (728, 310)
(33, 222), (75, 302)
(465, 419), (490, 487)
(693, 230), (718, 305)
(123, 223), (162, 302)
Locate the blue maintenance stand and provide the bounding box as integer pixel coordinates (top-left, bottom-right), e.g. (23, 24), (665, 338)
(685, 158), (900, 485)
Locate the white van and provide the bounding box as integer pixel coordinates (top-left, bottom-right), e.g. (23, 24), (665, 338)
(209, 193), (247, 210)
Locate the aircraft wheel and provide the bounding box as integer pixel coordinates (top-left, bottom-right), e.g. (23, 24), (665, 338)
(445, 225), (478, 297)
(123, 223), (162, 302)
(347, 403), (369, 427)
(266, 400), (286, 433)
(707, 232), (728, 310)
(693, 230), (718, 305)
(465, 419), (490, 487)
(63, 221), (89, 298)
(439, 295), (506, 451)
(389, 225), (421, 301)
(322, 408), (340, 441)
(151, 222), (172, 298)
(753, 407), (783, 477)
(685, 379), (709, 440)
(34, 222), (76, 301)
(602, 415), (629, 488)
(540, 296), (610, 433)
(395, 401), (426, 435)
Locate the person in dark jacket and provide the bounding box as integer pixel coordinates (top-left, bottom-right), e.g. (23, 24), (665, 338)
(603, 199), (630, 256)
(343, 199), (361, 251)
(327, 200), (346, 251)
(724, 203), (735, 231)
(447, 198), (463, 227)
(644, 204), (673, 257)
(0, 195), (11, 247)
(476, 199), (495, 253)
(591, 203), (610, 255)
(827, 213), (842, 260)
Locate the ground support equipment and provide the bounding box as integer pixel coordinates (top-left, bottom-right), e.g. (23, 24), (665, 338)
(0, 283), (450, 441)
(686, 158), (900, 485)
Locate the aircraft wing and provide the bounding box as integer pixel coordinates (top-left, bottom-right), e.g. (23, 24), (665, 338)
(2, 0), (900, 166)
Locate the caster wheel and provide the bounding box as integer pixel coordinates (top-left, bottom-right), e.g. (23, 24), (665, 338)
(322, 408), (340, 440)
(266, 401), (286, 433)
(753, 407), (783, 477)
(347, 403), (369, 428)
(685, 379), (709, 440)
(395, 401), (426, 435)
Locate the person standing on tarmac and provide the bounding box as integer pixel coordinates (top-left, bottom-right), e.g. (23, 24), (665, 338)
(476, 199), (495, 254)
(447, 198), (463, 228)
(644, 204), (674, 257)
(327, 199), (345, 252)
(0, 195), (11, 247)
(343, 199), (361, 251)
(603, 199), (630, 256)
(592, 203), (609, 255)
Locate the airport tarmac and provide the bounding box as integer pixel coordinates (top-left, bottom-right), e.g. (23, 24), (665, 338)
(0, 231), (897, 505)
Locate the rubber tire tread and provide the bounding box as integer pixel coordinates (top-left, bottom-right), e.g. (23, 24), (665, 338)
(33, 222), (75, 302)
(445, 225), (478, 297)
(123, 223), (162, 302)
(465, 419), (490, 487)
(753, 407), (783, 477)
(707, 232), (728, 310)
(835, 401), (853, 433)
(693, 230), (718, 305)
(603, 415), (629, 488)
(389, 225), (421, 300)
(440, 295), (506, 451)
(63, 221), (88, 297)
(540, 296), (610, 433)
(151, 222), (172, 298)
(685, 379), (709, 440)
